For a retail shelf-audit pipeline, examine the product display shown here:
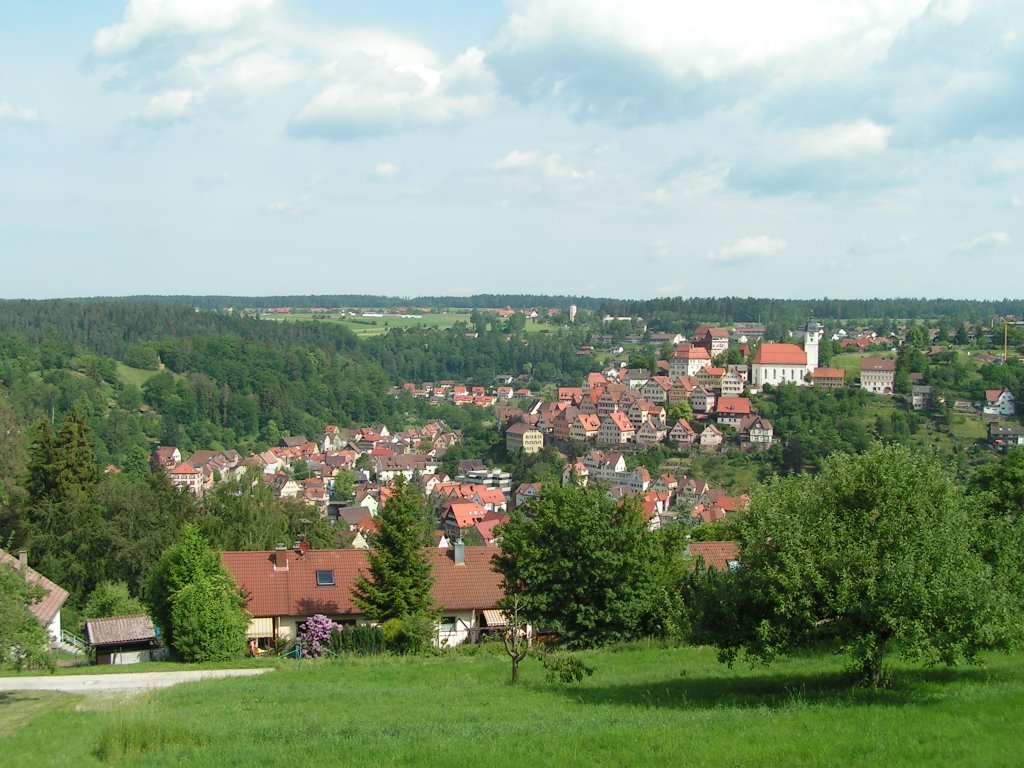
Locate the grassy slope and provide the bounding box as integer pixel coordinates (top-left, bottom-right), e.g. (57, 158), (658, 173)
(3, 645), (1023, 767)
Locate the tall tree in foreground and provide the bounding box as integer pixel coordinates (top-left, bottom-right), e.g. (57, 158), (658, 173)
(353, 475), (435, 652)
(148, 523), (248, 661)
(493, 482), (677, 648)
(693, 442), (1011, 687)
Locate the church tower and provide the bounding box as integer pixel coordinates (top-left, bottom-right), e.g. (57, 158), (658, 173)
(803, 320), (823, 373)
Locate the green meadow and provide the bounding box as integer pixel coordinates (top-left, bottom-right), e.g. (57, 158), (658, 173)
(3, 643), (1022, 767)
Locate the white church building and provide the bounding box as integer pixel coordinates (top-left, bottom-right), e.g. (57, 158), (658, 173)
(750, 321), (822, 388)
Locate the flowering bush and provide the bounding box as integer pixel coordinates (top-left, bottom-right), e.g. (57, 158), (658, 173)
(297, 614), (338, 658)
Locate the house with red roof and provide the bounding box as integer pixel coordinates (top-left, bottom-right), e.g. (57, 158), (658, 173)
(668, 343), (712, 378)
(983, 387), (1016, 416)
(687, 541), (740, 572)
(668, 419), (697, 450)
(860, 357), (896, 394)
(715, 397), (753, 428)
(598, 411), (636, 445)
(168, 462), (203, 497)
(221, 545), (504, 648)
(1, 548), (69, 643)
(812, 367), (846, 388)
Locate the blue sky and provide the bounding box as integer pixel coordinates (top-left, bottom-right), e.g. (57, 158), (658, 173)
(1, 0), (1022, 300)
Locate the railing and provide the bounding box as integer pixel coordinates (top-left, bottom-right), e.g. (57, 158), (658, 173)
(59, 629), (88, 655)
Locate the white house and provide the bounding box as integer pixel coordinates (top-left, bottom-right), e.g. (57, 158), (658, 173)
(983, 387), (1016, 416)
(751, 343), (808, 388)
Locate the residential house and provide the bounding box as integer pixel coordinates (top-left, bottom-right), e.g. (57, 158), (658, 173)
(983, 387), (1016, 416)
(505, 422), (544, 454)
(168, 462), (203, 497)
(667, 376), (698, 406)
(627, 398), (665, 429)
(668, 343), (712, 378)
(739, 415), (774, 449)
(715, 397), (752, 429)
(690, 384), (716, 414)
(911, 385), (933, 411)
(692, 326), (731, 357)
(640, 376), (672, 404)
(696, 366), (726, 392)
(635, 417), (668, 447)
(989, 423), (1024, 449)
(751, 343), (808, 388)
(699, 423), (724, 450)
(668, 419), (697, 450)
(514, 482), (543, 509)
(150, 446), (181, 471)
(860, 357), (896, 394)
(812, 367), (846, 388)
(570, 413), (602, 441)
(0, 548), (69, 643)
(222, 545), (503, 648)
(720, 370), (745, 398)
(597, 411), (636, 445)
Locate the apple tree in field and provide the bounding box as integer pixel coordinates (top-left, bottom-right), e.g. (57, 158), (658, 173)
(691, 442), (1012, 687)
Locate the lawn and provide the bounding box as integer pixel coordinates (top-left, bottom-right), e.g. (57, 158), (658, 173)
(4, 644), (1022, 767)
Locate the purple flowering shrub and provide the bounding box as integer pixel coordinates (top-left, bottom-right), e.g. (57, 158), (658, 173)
(298, 614), (338, 658)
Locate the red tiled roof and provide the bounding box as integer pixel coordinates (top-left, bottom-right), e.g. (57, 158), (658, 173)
(752, 343), (806, 365)
(222, 547), (503, 618)
(813, 367), (846, 378)
(86, 614), (156, 646)
(0, 548), (69, 627)
(716, 397), (752, 415)
(860, 357), (896, 372)
(689, 541), (739, 572)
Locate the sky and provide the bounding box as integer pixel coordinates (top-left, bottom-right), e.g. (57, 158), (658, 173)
(1, 0), (1022, 301)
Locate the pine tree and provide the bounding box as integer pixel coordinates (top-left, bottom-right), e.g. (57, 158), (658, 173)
(54, 406), (99, 497)
(25, 417), (57, 503)
(353, 475), (435, 641)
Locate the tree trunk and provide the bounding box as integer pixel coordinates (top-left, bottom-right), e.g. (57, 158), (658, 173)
(858, 636), (889, 688)
(511, 656), (519, 684)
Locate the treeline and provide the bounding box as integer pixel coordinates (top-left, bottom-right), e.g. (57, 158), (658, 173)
(51, 294), (607, 311)
(598, 296), (1024, 332)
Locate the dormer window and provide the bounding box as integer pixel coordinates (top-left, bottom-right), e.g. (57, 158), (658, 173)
(316, 570), (335, 587)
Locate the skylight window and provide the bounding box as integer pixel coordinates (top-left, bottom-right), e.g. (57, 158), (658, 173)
(316, 570), (335, 587)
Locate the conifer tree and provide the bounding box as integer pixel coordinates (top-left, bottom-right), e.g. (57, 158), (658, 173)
(353, 475), (435, 647)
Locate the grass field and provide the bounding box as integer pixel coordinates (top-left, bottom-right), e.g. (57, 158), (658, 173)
(4, 643), (1022, 767)
(266, 311), (559, 338)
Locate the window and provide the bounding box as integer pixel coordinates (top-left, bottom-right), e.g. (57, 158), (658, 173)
(315, 570), (335, 587)
(441, 616), (457, 632)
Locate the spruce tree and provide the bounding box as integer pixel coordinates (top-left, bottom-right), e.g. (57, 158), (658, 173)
(353, 475), (435, 647)
(25, 417), (57, 503)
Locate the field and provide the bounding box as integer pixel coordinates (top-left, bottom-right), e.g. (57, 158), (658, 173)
(3, 644), (1023, 767)
(265, 311), (559, 338)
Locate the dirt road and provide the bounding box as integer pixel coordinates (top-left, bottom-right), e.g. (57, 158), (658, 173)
(0, 668), (270, 694)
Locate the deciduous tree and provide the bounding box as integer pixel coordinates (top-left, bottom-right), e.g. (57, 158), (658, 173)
(693, 443), (1008, 686)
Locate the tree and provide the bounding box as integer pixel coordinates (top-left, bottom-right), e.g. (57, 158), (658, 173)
(492, 482), (676, 648)
(170, 571), (250, 662)
(353, 475), (435, 651)
(0, 559), (53, 671)
(82, 581), (147, 622)
(695, 443), (1008, 687)
(148, 523), (248, 660)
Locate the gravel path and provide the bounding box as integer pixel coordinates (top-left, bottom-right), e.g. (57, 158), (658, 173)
(0, 668), (270, 694)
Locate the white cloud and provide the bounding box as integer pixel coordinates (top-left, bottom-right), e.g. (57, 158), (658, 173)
(496, 1), (930, 79)
(0, 101), (39, 124)
(136, 89), (198, 123)
(373, 161), (400, 179)
(93, 3), (496, 137)
(708, 235), (787, 263)
(1012, 195), (1024, 208)
(648, 162), (730, 202)
(94, 0), (279, 56)
(951, 231), (1011, 256)
(491, 149), (594, 183)
(801, 120), (892, 159)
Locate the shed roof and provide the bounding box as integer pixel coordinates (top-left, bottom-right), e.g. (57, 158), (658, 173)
(86, 614), (157, 646)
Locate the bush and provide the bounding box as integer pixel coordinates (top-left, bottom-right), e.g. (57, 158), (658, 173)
(381, 614), (434, 655)
(539, 651), (594, 684)
(298, 614), (338, 659)
(328, 624), (385, 656)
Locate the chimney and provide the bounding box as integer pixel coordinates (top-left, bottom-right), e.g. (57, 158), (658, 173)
(453, 539), (465, 566)
(273, 544), (288, 570)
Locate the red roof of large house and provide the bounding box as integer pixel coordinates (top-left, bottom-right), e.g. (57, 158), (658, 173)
(688, 541), (739, 572)
(752, 343), (807, 366)
(222, 547), (503, 618)
(813, 367), (846, 378)
(716, 397), (752, 415)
